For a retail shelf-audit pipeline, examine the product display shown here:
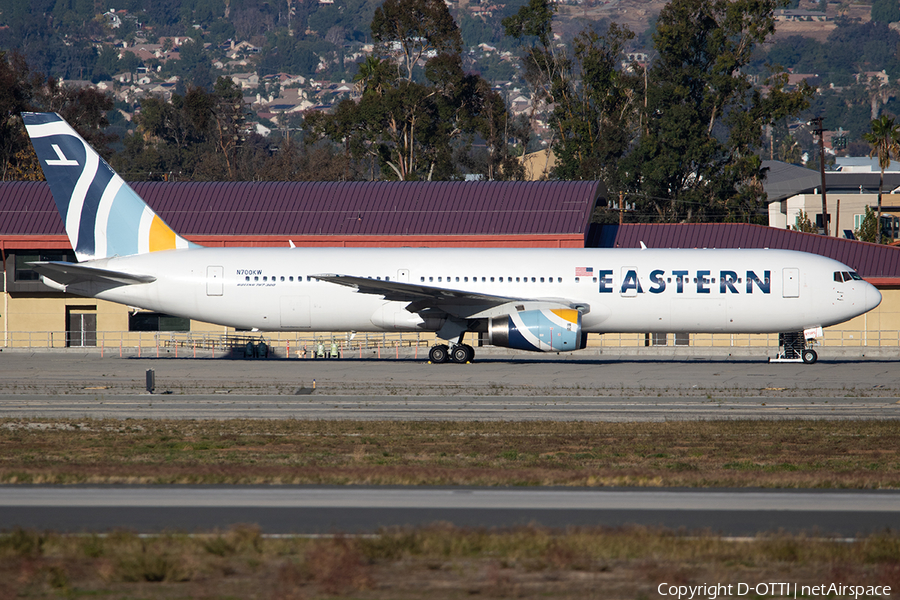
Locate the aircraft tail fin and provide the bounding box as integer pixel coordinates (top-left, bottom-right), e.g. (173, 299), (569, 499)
(22, 112), (199, 261)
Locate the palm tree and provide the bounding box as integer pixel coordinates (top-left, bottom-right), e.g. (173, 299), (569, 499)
(353, 56), (383, 97)
(862, 114), (900, 237)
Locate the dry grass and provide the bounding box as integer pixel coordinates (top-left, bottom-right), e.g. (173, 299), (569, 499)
(0, 418), (898, 488)
(0, 525), (898, 599)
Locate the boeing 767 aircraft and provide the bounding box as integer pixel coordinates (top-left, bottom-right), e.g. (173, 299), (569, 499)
(22, 112), (882, 364)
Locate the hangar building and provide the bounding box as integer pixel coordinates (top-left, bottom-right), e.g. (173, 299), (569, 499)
(1, 179), (897, 352)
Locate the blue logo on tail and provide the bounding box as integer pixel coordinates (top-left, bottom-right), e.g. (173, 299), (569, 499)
(23, 112), (198, 261)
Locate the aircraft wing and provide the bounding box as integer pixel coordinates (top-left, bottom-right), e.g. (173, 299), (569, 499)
(312, 273), (514, 305)
(29, 261), (157, 286)
(312, 273), (591, 322)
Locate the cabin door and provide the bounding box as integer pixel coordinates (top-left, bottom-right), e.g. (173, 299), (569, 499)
(783, 268), (800, 298)
(207, 266), (224, 296)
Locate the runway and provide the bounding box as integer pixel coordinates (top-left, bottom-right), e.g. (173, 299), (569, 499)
(1, 486), (897, 536)
(2, 353), (898, 536)
(1, 353), (899, 400)
(1, 393), (898, 420)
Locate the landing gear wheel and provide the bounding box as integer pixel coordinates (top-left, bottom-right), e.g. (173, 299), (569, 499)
(462, 344), (475, 363)
(802, 348), (818, 364)
(429, 344), (449, 363)
(450, 345), (472, 363)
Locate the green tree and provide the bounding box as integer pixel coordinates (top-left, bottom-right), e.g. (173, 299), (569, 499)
(854, 205), (882, 242)
(546, 24), (640, 189)
(626, 0), (812, 223)
(862, 113), (900, 227)
(792, 209), (817, 233)
(370, 0), (462, 82)
(871, 0), (900, 23)
(309, 3), (511, 181)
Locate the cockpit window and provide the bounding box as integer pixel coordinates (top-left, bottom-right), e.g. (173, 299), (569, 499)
(835, 271), (863, 283)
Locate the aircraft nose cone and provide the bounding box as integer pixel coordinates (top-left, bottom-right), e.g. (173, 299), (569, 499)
(866, 283), (883, 312)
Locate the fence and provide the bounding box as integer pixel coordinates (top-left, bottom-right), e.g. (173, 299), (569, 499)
(0, 330), (433, 358)
(1, 329), (897, 356)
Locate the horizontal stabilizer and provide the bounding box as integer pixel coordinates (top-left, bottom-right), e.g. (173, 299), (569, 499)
(29, 261), (156, 287)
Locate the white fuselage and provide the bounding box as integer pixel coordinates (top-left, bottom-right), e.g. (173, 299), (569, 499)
(66, 247), (881, 335)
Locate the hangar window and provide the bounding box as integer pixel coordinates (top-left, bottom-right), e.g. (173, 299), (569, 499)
(14, 251), (77, 282)
(129, 312), (190, 332)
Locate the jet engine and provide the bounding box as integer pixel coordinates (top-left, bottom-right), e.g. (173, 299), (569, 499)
(487, 308), (586, 352)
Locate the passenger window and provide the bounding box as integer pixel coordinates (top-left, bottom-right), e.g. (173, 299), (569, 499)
(557, 277), (562, 283)
(575, 277), (580, 283)
(438, 277), (442, 282)
(540, 277), (545, 283)
(516, 277), (520, 282)
(429, 277), (433, 282)
(280, 276), (285, 282)
(455, 277), (460, 282)
(592, 277), (597, 283)
(490, 277), (494, 282)
(531, 277), (536, 282)
(254, 276), (259, 281)
(420, 277), (425, 282)
(245, 276), (250, 281)
(464, 277), (468, 282)
(289, 276), (293, 282)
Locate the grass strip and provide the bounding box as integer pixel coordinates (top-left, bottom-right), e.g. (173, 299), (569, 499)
(2, 525), (899, 599)
(1, 418), (898, 487)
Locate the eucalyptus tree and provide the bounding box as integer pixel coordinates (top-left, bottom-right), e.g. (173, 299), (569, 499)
(627, 0), (812, 223)
(308, 0), (516, 180)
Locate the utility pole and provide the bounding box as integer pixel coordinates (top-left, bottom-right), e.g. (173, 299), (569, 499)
(619, 191), (624, 226)
(809, 116), (830, 235)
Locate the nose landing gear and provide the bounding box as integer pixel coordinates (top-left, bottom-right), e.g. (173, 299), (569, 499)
(770, 331), (819, 364)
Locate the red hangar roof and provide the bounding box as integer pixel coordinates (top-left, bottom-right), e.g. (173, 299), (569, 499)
(590, 223), (900, 285)
(0, 180), (607, 250)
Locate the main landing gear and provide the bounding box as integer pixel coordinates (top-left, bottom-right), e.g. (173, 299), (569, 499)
(429, 334), (475, 364)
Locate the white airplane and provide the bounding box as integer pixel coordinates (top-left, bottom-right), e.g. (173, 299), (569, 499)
(23, 112), (882, 364)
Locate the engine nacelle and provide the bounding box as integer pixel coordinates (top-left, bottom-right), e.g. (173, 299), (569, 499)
(487, 308), (585, 352)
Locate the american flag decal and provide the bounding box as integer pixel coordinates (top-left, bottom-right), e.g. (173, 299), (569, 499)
(575, 266), (593, 276)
